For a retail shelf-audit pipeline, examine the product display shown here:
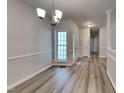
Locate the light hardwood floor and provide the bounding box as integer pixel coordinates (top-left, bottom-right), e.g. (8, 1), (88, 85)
(8, 57), (115, 93)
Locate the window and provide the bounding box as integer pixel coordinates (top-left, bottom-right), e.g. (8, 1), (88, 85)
(55, 31), (67, 61)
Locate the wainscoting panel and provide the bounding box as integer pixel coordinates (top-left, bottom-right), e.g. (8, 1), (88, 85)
(7, 50), (52, 90)
(107, 48), (116, 90)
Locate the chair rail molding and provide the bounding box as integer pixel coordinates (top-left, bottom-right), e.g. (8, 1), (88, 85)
(8, 50), (53, 61)
(107, 48), (116, 54)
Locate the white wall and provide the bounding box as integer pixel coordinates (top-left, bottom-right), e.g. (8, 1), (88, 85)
(8, 0), (52, 89)
(99, 26), (107, 57)
(54, 19), (80, 62)
(111, 8), (116, 49)
(106, 6), (116, 89)
(79, 28), (90, 57)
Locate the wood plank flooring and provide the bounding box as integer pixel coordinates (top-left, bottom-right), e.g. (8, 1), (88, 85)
(8, 57), (115, 93)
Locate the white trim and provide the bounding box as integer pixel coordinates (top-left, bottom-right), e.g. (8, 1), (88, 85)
(54, 59), (68, 62)
(52, 59), (77, 66)
(107, 71), (116, 91)
(107, 53), (116, 61)
(107, 48), (116, 54)
(78, 56), (90, 58)
(7, 65), (52, 90)
(8, 50), (52, 61)
(54, 30), (57, 61)
(52, 63), (73, 66)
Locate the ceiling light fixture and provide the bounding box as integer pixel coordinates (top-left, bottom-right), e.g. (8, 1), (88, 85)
(87, 24), (93, 28)
(36, 0), (63, 26)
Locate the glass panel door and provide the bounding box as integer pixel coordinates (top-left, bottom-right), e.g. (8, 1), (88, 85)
(56, 31), (67, 61)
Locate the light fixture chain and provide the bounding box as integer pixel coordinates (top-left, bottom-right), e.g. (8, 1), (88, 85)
(52, 0), (55, 23)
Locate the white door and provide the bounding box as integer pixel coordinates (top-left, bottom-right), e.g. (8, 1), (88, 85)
(55, 30), (67, 61)
(80, 28), (90, 57)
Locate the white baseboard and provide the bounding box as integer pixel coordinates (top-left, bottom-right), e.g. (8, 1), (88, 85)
(52, 61), (76, 66)
(107, 71), (116, 91)
(52, 58), (78, 67)
(52, 63), (73, 66)
(7, 65), (52, 90)
(78, 56), (90, 58)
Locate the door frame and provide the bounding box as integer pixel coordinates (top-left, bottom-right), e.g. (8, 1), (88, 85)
(90, 29), (99, 57)
(72, 32), (76, 59)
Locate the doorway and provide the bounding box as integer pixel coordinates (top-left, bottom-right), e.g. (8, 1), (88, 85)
(90, 29), (99, 57)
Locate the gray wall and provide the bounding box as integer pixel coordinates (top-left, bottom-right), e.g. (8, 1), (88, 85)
(99, 26), (107, 57)
(111, 8), (116, 49)
(79, 28), (90, 57)
(8, 0), (52, 88)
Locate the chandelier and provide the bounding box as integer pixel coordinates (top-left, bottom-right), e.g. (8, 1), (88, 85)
(36, 0), (63, 26)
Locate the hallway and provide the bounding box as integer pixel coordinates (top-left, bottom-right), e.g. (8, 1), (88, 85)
(8, 57), (115, 93)
(7, 0), (116, 92)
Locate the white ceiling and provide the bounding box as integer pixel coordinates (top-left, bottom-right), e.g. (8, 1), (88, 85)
(24, 0), (116, 28)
